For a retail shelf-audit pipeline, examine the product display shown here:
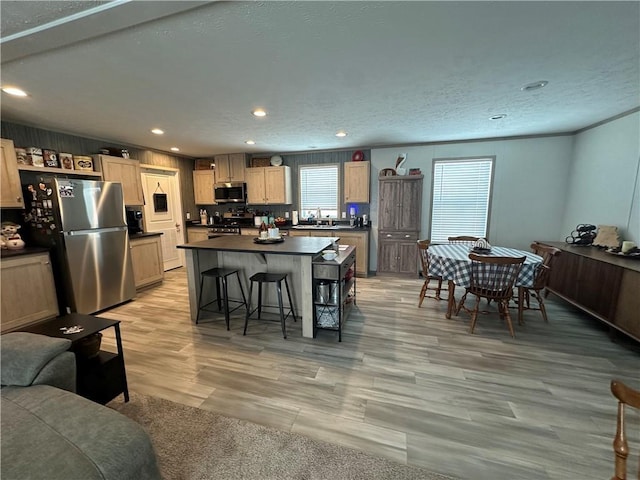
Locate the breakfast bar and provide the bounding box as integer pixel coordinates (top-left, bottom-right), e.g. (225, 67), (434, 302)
(178, 236), (337, 337)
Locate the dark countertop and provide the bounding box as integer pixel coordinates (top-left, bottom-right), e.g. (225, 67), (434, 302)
(1, 246), (50, 258)
(178, 235), (337, 256)
(129, 232), (163, 239)
(187, 223), (370, 232)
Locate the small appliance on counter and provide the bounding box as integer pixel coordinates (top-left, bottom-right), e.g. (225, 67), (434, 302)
(126, 208), (144, 234)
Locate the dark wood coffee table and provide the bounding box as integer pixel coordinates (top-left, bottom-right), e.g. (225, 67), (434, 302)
(20, 313), (129, 404)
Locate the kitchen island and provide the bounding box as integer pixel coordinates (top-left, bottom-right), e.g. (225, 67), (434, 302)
(178, 235), (337, 337)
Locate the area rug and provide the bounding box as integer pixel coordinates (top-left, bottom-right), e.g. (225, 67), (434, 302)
(109, 393), (456, 480)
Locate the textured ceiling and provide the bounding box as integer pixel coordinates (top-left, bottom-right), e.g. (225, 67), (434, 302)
(1, 1), (638, 157)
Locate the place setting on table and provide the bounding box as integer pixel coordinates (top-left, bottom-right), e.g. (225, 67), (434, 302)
(427, 238), (543, 321)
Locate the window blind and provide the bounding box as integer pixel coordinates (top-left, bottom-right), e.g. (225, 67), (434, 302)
(430, 158), (493, 243)
(299, 164), (339, 218)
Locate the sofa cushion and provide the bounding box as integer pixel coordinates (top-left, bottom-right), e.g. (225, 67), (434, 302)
(1, 333), (71, 387)
(1, 385), (160, 480)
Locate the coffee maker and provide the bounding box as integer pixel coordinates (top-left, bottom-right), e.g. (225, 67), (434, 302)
(126, 207), (143, 234)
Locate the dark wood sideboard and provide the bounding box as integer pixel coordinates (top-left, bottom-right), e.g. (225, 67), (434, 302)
(539, 241), (640, 342)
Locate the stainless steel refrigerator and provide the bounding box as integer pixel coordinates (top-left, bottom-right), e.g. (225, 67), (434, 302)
(23, 178), (136, 314)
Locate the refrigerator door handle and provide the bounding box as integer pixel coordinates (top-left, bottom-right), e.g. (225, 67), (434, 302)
(63, 226), (128, 236)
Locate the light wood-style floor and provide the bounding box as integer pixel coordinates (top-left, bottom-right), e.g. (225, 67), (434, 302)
(100, 267), (640, 480)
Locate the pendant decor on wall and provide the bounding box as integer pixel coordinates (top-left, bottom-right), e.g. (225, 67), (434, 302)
(153, 182), (168, 213)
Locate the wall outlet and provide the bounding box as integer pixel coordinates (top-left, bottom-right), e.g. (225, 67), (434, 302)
(186, 212), (191, 220)
(285, 211), (290, 218)
(341, 211), (346, 219)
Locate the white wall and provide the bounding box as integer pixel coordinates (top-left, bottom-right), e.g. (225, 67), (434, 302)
(562, 111), (640, 244)
(369, 136), (574, 271)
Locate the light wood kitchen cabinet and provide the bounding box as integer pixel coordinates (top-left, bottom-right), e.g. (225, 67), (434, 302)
(129, 235), (164, 289)
(187, 227), (209, 243)
(289, 230), (310, 237)
(246, 166), (292, 204)
(96, 154), (144, 205)
(344, 161), (370, 203)
(215, 153), (246, 182)
(337, 231), (369, 277)
(1, 138), (25, 208)
(193, 170), (216, 205)
(377, 175), (423, 274)
(1, 252), (59, 333)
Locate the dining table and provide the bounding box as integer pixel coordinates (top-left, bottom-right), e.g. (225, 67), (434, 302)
(427, 244), (543, 320)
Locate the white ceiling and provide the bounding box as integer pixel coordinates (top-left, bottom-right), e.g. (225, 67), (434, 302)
(1, 1), (639, 158)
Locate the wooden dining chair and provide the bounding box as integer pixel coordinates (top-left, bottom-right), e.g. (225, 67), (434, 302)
(456, 253), (525, 337)
(515, 243), (561, 324)
(448, 236), (481, 245)
(417, 239), (443, 306)
(610, 380), (640, 480)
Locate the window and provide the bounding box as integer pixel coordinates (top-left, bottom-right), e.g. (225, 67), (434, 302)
(299, 164), (339, 219)
(430, 157), (494, 243)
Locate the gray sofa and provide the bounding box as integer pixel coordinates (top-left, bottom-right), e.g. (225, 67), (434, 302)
(1, 332), (161, 480)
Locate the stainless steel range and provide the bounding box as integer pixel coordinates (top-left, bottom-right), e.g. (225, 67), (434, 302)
(207, 212), (253, 238)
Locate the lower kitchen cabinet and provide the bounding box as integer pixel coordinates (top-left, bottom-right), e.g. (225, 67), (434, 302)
(289, 230), (310, 237)
(187, 227), (210, 243)
(129, 234), (164, 289)
(337, 231), (369, 277)
(377, 232), (419, 274)
(1, 251), (59, 332)
(289, 229), (369, 275)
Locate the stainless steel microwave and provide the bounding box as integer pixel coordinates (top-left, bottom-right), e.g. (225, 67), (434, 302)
(214, 182), (246, 203)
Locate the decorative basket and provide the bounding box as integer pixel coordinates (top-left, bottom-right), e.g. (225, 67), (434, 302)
(73, 332), (102, 359)
(251, 157), (271, 167)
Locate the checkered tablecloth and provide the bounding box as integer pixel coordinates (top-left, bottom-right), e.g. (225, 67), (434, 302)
(428, 244), (542, 288)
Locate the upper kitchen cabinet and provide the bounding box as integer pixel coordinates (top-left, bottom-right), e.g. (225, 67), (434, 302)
(95, 155), (144, 205)
(215, 153), (246, 183)
(246, 166), (292, 204)
(377, 175), (423, 275)
(344, 161), (370, 203)
(1, 138), (25, 208)
(378, 175), (423, 231)
(193, 170), (216, 205)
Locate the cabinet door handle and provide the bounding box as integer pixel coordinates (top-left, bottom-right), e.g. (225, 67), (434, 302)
(386, 234), (392, 237)
(405, 234), (410, 238)
(44, 261), (50, 265)
(16, 196), (22, 202)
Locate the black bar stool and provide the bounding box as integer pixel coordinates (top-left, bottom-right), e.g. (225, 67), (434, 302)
(197, 267), (247, 329)
(244, 272), (296, 339)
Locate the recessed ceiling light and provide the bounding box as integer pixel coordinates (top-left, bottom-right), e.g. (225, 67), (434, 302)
(521, 80), (548, 92)
(489, 114), (507, 120)
(335, 131), (348, 137)
(245, 140), (255, 145)
(170, 147), (180, 152)
(252, 109), (267, 117)
(2, 86), (28, 97)
(151, 128), (164, 135)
